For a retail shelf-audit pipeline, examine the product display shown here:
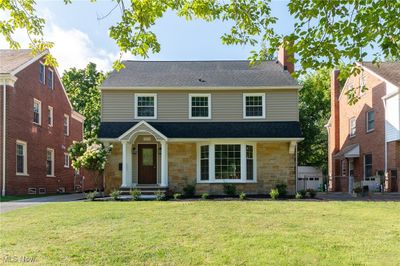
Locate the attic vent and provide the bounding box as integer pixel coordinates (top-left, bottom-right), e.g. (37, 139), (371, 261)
(198, 78), (206, 83)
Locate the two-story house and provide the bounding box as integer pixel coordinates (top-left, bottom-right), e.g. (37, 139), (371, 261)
(98, 51), (303, 196)
(327, 63), (400, 193)
(0, 49), (85, 195)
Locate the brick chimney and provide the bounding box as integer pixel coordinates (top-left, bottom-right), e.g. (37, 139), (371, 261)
(330, 69), (341, 154)
(277, 45), (294, 74)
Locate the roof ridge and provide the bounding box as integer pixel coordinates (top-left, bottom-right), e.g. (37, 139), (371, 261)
(122, 60), (276, 63)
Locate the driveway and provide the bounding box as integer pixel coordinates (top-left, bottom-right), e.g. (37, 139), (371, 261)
(0, 193), (85, 213)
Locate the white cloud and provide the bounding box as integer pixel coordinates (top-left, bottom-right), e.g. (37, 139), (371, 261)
(0, 8), (136, 73)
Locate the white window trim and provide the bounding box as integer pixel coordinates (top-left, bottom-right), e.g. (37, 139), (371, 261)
(189, 93), (211, 119)
(48, 106), (53, 127)
(16, 140), (28, 176)
(196, 141), (257, 183)
(48, 69), (54, 90)
(134, 93), (157, 119)
(363, 153), (373, 180)
(349, 117), (356, 138)
(33, 98), (42, 125)
(46, 148), (55, 177)
(366, 110), (375, 133)
(39, 62), (45, 84)
(243, 93), (266, 119)
(64, 153), (70, 168)
(64, 114), (70, 136)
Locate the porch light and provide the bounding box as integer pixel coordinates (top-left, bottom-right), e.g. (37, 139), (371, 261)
(132, 147), (136, 154)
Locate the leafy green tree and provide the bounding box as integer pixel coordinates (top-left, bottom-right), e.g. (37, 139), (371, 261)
(298, 68), (331, 173)
(2, 1), (399, 73)
(62, 63), (105, 139)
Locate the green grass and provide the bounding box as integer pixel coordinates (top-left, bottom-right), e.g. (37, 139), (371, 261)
(1, 201), (399, 265)
(0, 194), (56, 202)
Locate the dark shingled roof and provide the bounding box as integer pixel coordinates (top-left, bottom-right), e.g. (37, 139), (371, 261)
(98, 121), (302, 139)
(101, 60), (299, 88)
(362, 62), (400, 88)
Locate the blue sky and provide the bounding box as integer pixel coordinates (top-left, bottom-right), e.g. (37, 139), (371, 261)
(3, 0), (292, 72)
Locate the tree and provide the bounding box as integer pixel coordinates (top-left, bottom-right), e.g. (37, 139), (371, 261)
(68, 139), (112, 192)
(2, 1), (399, 73)
(297, 68), (331, 173)
(62, 63), (105, 139)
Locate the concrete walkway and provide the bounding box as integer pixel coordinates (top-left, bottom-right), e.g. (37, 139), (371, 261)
(0, 193), (85, 213)
(317, 192), (400, 201)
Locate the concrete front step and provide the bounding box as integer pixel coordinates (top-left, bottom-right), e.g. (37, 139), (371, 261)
(119, 186), (168, 196)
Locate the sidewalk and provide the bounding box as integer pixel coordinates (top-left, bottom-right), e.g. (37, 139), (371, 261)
(317, 192), (400, 201)
(0, 193), (85, 213)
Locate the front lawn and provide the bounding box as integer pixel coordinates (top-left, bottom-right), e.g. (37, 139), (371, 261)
(1, 201), (399, 265)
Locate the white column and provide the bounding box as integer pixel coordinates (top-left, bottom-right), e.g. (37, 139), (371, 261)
(121, 141), (132, 188)
(160, 140), (168, 187)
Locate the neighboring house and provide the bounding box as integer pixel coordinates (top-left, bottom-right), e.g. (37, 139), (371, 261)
(98, 49), (303, 195)
(0, 49), (85, 195)
(327, 63), (400, 193)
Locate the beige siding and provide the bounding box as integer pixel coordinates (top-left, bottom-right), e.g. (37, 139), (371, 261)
(101, 89), (299, 122)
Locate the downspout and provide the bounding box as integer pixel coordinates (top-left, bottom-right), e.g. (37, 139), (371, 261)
(2, 79), (6, 196)
(382, 96), (388, 191)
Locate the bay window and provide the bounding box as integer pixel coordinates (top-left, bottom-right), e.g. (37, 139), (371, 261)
(197, 143), (256, 183)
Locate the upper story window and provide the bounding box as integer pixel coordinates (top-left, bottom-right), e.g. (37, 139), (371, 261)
(243, 93), (265, 118)
(364, 154), (373, 179)
(63, 115), (69, 136)
(48, 69), (54, 90)
(48, 106), (53, 127)
(39, 62), (45, 84)
(349, 117), (356, 137)
(33, 99), (41, 125)
(46, 148), (55, 176)
(16, 140), (28, 175)
(135, 94), (157, 119)
(366, 110), (375, 132)
(189, 94), (211, 119)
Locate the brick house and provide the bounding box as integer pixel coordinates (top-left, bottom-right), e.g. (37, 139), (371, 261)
(327, 63), (400, 193)
(98, 48), (303, 195)
(0, 49), (86, 195)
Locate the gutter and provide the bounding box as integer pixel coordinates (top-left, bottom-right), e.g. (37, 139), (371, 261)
(2, 79), (6, 196)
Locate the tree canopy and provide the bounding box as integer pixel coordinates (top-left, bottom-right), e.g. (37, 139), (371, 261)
(297, 68), (331, 173)
(2, 0), (399, 73)
(62, 63), (105, 139)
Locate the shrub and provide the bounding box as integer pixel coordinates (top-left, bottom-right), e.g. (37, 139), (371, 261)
(85, 191), (97, 201)
(295, 192), (303, 199)
(275, 183), (287, 198)
(269, 188), (279, 200)
(173, 193), (182, 200)
(130, 189), (141, 201)
(307, 189), (317, 198)
(154, 190), (165, 201)
(201, 193), (209, 200)
(223, 184), (237, 196)
(239, 192), (247, 200)
(110, 189), (120, 201)
(298, 189), (307, 198)
(183, 184), (195, 198)
(353, 187), (362, 194)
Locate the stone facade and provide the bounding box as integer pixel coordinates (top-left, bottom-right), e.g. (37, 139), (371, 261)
(168, 142), (296, 195)
(104, 141), (296, 195)
(103, 142), (122, 193)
